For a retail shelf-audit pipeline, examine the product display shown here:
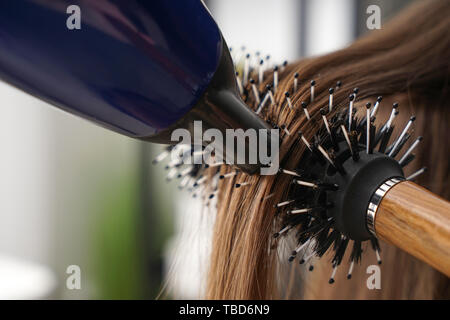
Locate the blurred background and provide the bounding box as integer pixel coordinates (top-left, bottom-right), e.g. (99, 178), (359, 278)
(0, 0), (415, 299)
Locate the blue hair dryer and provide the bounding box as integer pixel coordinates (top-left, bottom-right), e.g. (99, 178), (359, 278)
(0, 0), (271, 173)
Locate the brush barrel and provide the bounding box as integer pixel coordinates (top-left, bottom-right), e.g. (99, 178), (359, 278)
(373, 181), (450, 277)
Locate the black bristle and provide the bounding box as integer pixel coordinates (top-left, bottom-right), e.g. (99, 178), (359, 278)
(348, 131), (360, 161)
(316, 230), (339, 257)
(298, 222), (327, 238)
(388, 133), (410, 158)
(400, 153), (415, 167)
(368, 121), (376, 154)
(350, 240), (363, 264)
(378, 126), (394, 153)
(332, 237), (350, 266)
(370, 237), (381, 252)
(317, 182), (339, 191)
(315, 226), (331, 249)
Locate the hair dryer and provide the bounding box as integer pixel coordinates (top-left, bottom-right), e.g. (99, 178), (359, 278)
(0, 0), (271, 173)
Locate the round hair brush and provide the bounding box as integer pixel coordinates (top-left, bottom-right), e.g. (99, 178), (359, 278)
(155, 51), (450, 283)
(275, 98), (450, 282)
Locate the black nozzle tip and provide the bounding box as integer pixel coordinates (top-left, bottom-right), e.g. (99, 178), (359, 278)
(329, 88), (334, 94)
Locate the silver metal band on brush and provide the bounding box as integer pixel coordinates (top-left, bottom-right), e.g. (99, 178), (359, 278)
(366, 177), (405, 237)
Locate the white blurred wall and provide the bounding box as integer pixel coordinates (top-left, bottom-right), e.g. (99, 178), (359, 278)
(208, 0), (301, 63)
(303, 0), (355, 56)
(0, 82), (54, 264)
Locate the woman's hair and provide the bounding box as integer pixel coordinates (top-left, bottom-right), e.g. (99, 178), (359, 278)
(206, 0), (450, 299)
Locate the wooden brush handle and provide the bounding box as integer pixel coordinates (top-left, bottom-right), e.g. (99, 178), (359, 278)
(375, 181), (450, 277)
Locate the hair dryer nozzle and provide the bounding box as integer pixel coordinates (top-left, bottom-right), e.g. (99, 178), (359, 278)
(144, 38), (275, 174)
